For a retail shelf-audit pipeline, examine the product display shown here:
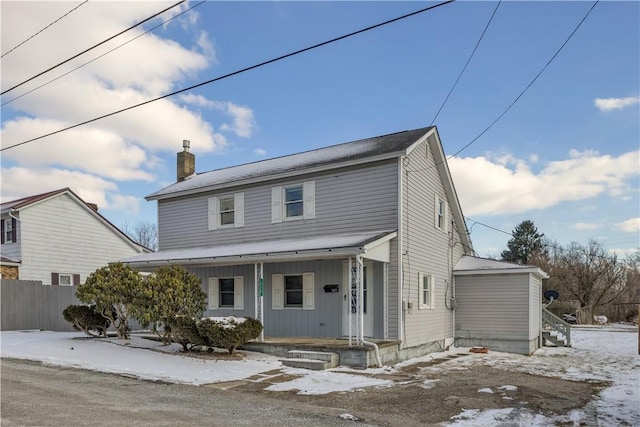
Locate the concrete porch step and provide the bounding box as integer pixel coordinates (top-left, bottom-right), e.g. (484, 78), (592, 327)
(280, 350), (339, 370)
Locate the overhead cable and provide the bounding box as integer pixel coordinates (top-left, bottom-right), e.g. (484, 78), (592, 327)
(430, 0), (501, 126)
(1, 1), (206, 107)
(0, 0), (186, 95)
(1, 0), (455, 152)
(1, 1), (89, 59)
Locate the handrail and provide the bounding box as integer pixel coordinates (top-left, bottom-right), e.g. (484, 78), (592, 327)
(542, 307), (571, 346)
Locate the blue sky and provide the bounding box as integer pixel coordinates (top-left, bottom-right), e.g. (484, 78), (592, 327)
(1, 1), (638, 258)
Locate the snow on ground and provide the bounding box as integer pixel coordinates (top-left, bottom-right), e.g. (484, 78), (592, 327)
(1, 325), (638, 426)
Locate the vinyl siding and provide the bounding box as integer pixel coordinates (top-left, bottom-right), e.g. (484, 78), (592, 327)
(529, 274), (542, 340)
(400, 138), (466, 348)
(158, 160), (399, 250)
(455, 274), (531, 340)
(17, 194), (143, 285)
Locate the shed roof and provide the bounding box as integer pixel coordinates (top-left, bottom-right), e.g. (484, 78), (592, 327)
(147, 127), (432, 200)
(454, 255), (549, 279)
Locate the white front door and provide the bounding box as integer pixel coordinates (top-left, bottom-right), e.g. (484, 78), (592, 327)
(342, 260), (373, 338)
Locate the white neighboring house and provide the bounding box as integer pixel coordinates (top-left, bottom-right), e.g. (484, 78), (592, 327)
(0, 188), (148, 285)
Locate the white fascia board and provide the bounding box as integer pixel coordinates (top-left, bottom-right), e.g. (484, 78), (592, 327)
(147, 152), (406, 201)
(454, 268), (549, 279)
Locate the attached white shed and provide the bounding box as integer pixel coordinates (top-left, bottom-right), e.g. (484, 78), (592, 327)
(453, 256), (549, 355)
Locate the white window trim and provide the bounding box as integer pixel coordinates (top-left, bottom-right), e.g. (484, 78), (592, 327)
(208, 193), (244, 230)
(208, 276), (244, 310)
(271, 181), (315, 223)
(418, 272), (434, 309)
(59, 273), (73, 287)
(271, 273), (314, 310)
(434, 195), (448, 233)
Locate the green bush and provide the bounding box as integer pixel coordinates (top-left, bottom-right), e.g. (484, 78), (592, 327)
(197, 316), (263, 355)
(170, 316), (212, 351)
(62, 305), (112, 337)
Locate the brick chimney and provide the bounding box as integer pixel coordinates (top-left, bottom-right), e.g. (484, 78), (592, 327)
(177, 139), (195, 181)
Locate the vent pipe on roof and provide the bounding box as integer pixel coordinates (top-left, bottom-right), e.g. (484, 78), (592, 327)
(177, 139), (195, 182)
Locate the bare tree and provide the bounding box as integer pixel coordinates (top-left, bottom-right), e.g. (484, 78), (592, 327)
(548, 240), (629, 324)
(122, 221), (158, 251)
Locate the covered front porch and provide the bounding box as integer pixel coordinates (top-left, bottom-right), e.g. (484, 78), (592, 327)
(124, 230), (398, 365)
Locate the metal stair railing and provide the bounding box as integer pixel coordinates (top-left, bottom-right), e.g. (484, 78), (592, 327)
(542, 307), (571, 347)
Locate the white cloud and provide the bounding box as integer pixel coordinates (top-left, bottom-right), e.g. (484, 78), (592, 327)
(0, 167), (138, 214)
(594, 96), (640, 112)
(449, 149), (640, 216)
(214, 102), (257, 138)
(0, 1), (249, 203)
(608, 248), (640, 258)
(574, 222), (599, 230)
(254, 148), (267, 156)
(615, 218), (640, 233)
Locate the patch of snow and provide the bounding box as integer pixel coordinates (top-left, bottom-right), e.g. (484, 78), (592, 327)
(339, 413), (359, 421)
(265, 368), (391, 395)
(420, 379), (441, 389)
(497, 385), (518, 392)
(477, 387), (494, 394)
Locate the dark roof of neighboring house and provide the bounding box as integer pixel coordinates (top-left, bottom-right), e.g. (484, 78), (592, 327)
(1, 188), (149, 253)
(0, 188), (69, 212)
(0, 256), (21, 265)
(147, 126), (433, 200)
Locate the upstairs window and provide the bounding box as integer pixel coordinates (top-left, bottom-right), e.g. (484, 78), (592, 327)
(284, 186), (303, 218)
(434, 195), (448, 232)
(208, 193), (244, 230)
(271, 181), (315, 223)
(1, 218), (17, 244)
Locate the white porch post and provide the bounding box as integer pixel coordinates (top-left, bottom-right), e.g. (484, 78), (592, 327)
(255, 262), (264, 342)
(348, 257), (353, 346)
(357, 255), (364, 344)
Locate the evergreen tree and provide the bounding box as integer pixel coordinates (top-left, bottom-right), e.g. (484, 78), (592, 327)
(501, 220), (546, 265)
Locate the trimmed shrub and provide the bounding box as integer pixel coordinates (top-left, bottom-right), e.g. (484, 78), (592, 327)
(63, 305), (112, 337)
(170, 316), (212, 351)
(197, 316), (263, 355)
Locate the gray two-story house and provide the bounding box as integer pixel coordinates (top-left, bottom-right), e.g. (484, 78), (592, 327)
(125, 127), (556, 365)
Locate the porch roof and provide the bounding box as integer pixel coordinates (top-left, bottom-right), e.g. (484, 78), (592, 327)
(122, 230), (396, 268)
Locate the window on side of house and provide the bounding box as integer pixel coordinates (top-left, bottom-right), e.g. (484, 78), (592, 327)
(271, 182), (315, 223)
(51, 273), (80, 286)
(418, 272), (434, 309)
(272, 272), (314, 310)
(1, 218), (17, 244)
(208, 193), (244, 230)
(208, 276), (244, 310)
(434, 195), (448, 232)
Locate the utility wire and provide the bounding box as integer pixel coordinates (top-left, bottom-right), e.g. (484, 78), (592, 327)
(430, 0), (501, 126)
(1, 0), (455, 152)
(0, 0), (186, 96)
(408, 0), (599, 177)
(448, 0), (599, 159)
(1, 1), (206, 107)
(1, 1), (88, 59)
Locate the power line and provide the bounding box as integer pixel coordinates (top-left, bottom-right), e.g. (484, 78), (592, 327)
(430, 0), (501, 126)
(408, 0), (599, 177)
(1, 1), (88, 59)
(448, 0), (599, 159)
(1, 1), (206, 107)
(0, 0), (186, 96)
(1, 0), (455, 152)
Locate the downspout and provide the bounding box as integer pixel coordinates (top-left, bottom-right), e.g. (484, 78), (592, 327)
(397, 157), (404, 347)
(357, 255), (382, 367)
(8, 209), (20, 223)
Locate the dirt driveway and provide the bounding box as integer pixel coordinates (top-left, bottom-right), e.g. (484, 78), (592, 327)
(199, 352), (603, 426)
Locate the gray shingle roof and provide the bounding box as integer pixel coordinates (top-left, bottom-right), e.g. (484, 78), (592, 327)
(147, 126), (433, 200)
